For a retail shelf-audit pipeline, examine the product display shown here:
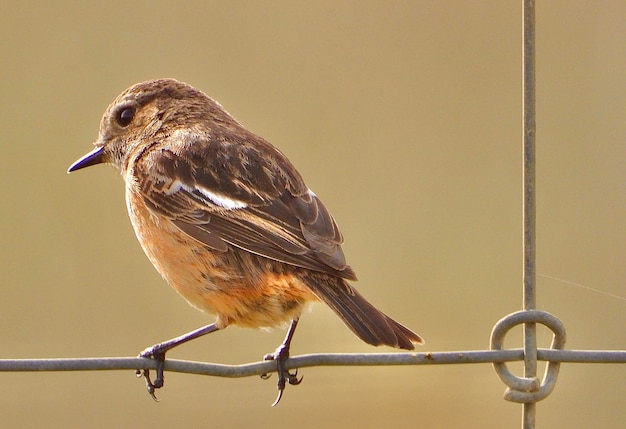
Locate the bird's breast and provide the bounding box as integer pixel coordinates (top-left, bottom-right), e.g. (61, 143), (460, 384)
(124, 185), (318, 328)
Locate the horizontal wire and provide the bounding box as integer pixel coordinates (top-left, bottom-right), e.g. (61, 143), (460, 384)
(1, 349), (624, 378)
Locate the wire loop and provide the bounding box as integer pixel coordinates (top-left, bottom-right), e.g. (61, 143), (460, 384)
(490, 310), (566, 403)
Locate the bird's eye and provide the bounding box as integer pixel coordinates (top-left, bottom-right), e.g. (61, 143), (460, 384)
(116, 106), (136, 127)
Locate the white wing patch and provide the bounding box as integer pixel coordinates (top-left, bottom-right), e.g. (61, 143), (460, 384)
(166, 179), (247, 210)
(196, 186), (248, 209)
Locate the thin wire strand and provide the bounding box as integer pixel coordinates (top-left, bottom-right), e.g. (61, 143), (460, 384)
(539, 273), (626, 302)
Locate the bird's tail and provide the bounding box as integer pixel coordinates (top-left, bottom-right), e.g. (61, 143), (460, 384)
(303, 276), (423, 349)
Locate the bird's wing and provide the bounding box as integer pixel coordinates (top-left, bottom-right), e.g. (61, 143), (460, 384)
(134, 134), (356, 280)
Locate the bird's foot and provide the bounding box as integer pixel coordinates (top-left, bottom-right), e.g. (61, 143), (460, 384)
(261, 343), (302, 406)
(136, 345), (167, 401)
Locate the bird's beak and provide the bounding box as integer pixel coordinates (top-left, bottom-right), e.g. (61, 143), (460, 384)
(67, 146), (106, 173)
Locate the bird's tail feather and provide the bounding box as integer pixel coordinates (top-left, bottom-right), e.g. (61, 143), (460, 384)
(303, 277), (423, 350)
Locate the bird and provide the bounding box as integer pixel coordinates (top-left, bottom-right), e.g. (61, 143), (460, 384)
(68, 78), (423, 405)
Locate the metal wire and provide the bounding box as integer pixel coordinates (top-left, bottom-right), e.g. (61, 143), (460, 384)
(491, 310), (565, 403)
(1, 349), (625, 376)
(522, 0), (537, 426)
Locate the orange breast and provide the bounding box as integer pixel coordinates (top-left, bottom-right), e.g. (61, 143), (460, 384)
(125, 186), (318, 329)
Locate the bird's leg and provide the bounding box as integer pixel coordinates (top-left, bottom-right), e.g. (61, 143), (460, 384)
(262, 319), (302, 406)
(137, 322), (221, 400)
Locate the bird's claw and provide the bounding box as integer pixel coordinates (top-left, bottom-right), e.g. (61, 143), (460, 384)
(137, 347), (166, 401)
(261, 344), (302, 406)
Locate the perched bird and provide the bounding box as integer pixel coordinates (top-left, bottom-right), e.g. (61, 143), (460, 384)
(68, 78), (422, 404)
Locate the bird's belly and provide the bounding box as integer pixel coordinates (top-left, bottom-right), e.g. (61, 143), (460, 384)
(126, 191), (317, 328)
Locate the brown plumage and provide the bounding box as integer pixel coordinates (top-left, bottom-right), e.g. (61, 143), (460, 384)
(68, 78), (422, 403)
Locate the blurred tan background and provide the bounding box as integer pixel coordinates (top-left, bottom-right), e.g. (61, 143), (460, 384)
(1, 1), (624, 428)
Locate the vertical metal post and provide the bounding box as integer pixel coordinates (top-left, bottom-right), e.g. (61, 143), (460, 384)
(522, 0), (537, 428)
